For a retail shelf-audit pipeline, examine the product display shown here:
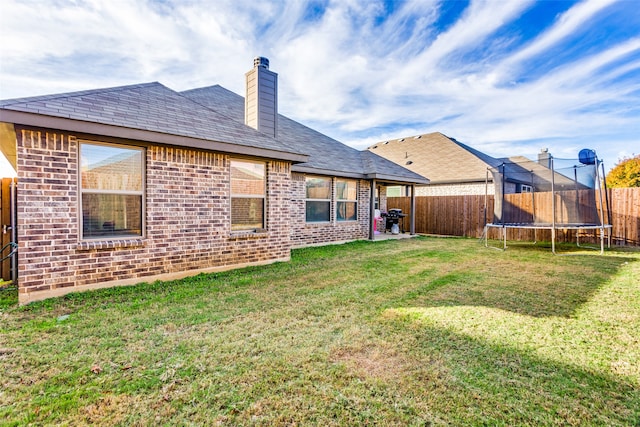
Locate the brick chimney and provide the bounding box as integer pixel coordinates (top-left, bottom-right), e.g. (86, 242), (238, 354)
(538, 148), (551, 168)
(245, 57), (278, 138)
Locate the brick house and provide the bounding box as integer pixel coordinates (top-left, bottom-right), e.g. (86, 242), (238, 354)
(0, 57), (427, 304)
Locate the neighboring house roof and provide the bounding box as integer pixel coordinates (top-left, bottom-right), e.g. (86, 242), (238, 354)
(181, 85), (428, 184)
(0, 82), (308, 163)
(367, 132), (500, 184)
(367, 132), (589, 190)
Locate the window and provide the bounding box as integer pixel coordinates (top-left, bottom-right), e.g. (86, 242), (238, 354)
(306, 176), (331, 222)
(520, 184), (533, 193)
(231, 160), (265, 231)
(386, 186), (404, 197)
(80, 142), (144, 239)
(336, 179), (357, 221)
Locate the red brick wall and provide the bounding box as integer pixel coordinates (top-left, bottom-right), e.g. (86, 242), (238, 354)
(16, 130), (79, 294)
(290, 172), (371, 247)
(16, 127), (291, 304)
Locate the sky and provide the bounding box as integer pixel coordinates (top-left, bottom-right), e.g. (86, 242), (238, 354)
(1, 0), (639, 172)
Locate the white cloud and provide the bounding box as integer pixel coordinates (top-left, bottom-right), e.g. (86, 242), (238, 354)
(0, 0), (638, 167)
(496, 0), (618, 76)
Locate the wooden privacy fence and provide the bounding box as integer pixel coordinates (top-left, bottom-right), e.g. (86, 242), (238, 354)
(0, 177), (17, 281)
(388, 187), (640, 246)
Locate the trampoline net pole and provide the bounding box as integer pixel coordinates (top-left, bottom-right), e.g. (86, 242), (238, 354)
(551, 156), (556, 254)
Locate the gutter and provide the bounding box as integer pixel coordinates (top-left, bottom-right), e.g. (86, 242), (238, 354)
(293, 164), (429, 185)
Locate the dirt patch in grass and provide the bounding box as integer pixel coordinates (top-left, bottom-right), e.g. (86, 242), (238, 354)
(74, 394), (143, 426)
(330, 343), (407, 381)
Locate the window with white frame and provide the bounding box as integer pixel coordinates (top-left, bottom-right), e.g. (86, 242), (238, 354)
(336, 179), (357, 221)
(305, 176), (331, 222)
(520, 184), (533, 193)
(231, 160), (266, 231)
(80, 142), (144, 239)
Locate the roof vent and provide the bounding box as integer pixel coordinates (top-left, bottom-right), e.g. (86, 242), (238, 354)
(254, 57), (269, 69)
(383, 141), (389, 144)
(399, 138), (405, 142)
(406, 160), (413, 165)
(414, 135), (422, 139)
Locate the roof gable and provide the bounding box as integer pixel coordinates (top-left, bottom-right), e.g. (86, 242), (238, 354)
(368, 132), (499, 184)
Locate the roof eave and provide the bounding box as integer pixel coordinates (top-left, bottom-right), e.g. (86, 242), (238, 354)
(428, 177), (490, 185)
(364, 172), (430, 185)
(291, 165), (429, 184)
(292, 165), (365, 179)
(0, 109), (309, 164)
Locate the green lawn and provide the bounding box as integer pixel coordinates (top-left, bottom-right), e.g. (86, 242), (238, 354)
(1, 237), (639, 426)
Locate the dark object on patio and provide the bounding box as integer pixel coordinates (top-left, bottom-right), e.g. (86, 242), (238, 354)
(382, 209), (407, 234)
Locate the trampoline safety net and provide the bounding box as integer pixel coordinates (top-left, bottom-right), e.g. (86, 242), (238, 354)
(485, 150), (612, 254)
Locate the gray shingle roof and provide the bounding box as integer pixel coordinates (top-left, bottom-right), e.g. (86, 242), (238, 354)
(0, 82), (307, 162)
(181, 85), (428, 184)
(1, 81), (427, 183)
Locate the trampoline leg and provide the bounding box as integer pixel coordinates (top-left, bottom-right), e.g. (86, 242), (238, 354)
(503, 227), (507, 250)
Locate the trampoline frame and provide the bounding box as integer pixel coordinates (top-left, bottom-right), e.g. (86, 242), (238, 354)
(484, 222), (612, 254)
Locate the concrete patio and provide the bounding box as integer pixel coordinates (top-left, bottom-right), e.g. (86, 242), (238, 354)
(373, 232), (417, 241)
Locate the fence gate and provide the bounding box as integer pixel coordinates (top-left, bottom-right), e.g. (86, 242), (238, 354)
(1, 177), (17, 283)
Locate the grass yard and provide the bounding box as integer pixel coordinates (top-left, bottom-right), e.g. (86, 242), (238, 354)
(1, 236), (639, 426)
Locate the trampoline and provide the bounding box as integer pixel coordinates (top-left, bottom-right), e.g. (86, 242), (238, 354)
(484, 149), (612, 254)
